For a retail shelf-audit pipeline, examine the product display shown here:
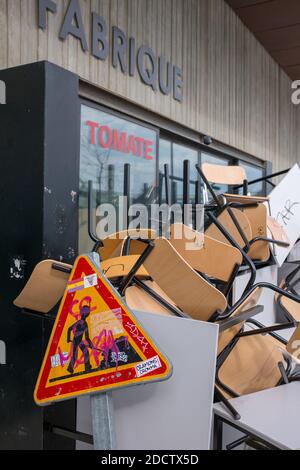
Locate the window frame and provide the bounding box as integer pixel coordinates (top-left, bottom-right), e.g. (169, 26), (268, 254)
(79, 80), (269, 198)
(79, 96), (268, 206)
(160, 129), (268, 198)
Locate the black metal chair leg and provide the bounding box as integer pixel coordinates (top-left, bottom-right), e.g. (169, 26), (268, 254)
(215, 387), (241, 421)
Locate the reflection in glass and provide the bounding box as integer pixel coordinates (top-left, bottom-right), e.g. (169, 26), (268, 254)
(159, 139), (172, 203)
(79, 105), (157, 252)
(172, 144), (198, 204)
(238, 162), (264, 197)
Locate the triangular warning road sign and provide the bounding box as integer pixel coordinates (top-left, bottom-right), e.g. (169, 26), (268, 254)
(34, 254), (172, 405)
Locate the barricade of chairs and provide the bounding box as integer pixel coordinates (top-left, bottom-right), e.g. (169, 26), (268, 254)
(13, 163), (300, 427)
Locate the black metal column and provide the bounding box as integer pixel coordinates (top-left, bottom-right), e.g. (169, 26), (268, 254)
(0, 61), (80, 450)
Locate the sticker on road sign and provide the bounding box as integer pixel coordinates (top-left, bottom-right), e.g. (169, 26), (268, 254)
(135, 356), (162, 377)
(84, 274), (98, 289)
(34, 254), (172, 405)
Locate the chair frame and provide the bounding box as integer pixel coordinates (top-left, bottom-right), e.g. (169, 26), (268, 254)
(215, 317), (293, 401)
(277, 261), (300, 323)
(196, 164), (290, 263)
(14, 164), (299, 422)
(118, 235), (300, 420)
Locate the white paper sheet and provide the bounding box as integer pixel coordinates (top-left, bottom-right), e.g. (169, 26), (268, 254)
(269, 164), (300, 266)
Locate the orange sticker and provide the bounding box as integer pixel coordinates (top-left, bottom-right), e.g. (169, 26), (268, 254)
(34, 254), (172, 405)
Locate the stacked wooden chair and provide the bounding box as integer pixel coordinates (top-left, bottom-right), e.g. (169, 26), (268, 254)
(118, 234), (300, 422)
(14, 229), (156, 315)
(14, 225), (300, 421)
(13, 161), (300, 425)
(197, 163), (290, 265)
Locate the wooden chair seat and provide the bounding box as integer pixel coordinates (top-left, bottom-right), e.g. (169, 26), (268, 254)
(13, 260), (71, 314)
(218, 333), (283, 397)
(125, 281), (175, 317)
(223, 194), (269, 204)
(205, 208), (252, 248)
(101, 255), (149, 280)
(142, 238), (228, 321)
(170, 224), (242, 283)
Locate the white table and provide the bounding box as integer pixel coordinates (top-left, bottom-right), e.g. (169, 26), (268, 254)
(213, 382), (300, 450)
(77, 311), (219, 450)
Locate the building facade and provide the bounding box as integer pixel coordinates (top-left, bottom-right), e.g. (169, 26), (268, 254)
(0, 0), (300, 450)
(1, 0), (299, 170)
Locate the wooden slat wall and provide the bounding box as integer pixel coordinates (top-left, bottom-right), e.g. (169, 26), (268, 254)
(0, 0), (299, 170)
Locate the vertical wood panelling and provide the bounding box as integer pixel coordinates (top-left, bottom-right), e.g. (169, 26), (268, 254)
(0, 0), (299, 170)
(197, 0), (209, 136)
(37, 0), (47, 61)
(170, 0), (183, 124)
(47, 0), (63, 67)
(0, 1), (8, 69)
(7, 0), (21, 68)
(20, 0), (38, 65)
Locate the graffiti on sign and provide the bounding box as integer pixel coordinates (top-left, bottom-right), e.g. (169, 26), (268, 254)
(34, 254), (172, 405)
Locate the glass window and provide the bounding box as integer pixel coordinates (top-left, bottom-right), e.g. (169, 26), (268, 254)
(159, 139), (172, 203)
(172, 144), (198, 204)
(238, 162), (264, 197)
(159, 139), (172, 171)
(79, 105), (158, 252)
(201, 153), (230, 199)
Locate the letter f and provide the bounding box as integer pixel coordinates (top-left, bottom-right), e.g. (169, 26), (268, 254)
(39, 0), (57, 30)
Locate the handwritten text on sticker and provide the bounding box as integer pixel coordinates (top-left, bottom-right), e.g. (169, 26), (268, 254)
(135, 356), (162, 378)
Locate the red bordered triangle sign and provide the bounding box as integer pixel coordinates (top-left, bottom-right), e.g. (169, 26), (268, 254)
(34, 254), (172, 405)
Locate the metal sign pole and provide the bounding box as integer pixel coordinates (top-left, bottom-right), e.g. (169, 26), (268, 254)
(91, 392), (116, 450)
(89, 252), (117, 451)
(87, 180), (118, 451)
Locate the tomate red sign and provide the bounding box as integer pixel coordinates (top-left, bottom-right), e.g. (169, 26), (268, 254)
(34, 254), (172, 405)
(86, 120), (155, 160)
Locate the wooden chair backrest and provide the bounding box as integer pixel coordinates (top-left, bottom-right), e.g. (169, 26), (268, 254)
(217, 287), (262, 355)
(99, 229), (157, 261)
(142, 238), (227, 321)
(125, 281), (175, 317)
(101, 255), (149, 280)
(218, 333), (284, 397)
(244, 204), (270, 262)
(202, 163), (247, 186)
(221, 198), (273, 262)
(205, 208), (252, 248)
(169, 224), (242, 282)
(14, 260), (71, 314)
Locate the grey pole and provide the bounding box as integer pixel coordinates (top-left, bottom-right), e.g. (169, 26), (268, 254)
(91, 392), (116, 450)
(88, 252), (117, 451)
